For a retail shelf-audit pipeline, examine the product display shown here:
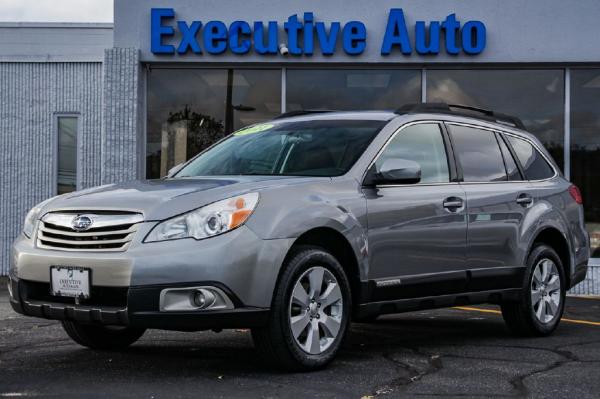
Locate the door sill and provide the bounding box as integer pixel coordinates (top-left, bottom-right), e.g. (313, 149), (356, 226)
(356, 288), (521, 319)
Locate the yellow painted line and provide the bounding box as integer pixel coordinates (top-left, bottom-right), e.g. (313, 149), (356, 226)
(561, 318), (600, 326)
(453, 306), (600, 327)
(454, 306), (501, 314)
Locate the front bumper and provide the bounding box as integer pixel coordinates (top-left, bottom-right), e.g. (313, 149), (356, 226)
(12, 224), (293, 307)
(8, 276), (269, 331)
(10, 224), (293, 329)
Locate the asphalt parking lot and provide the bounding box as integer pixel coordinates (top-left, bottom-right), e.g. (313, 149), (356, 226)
(1, 284), (599, 399)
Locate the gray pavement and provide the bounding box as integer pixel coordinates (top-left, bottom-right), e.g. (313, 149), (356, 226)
(1, 283), (599, 398)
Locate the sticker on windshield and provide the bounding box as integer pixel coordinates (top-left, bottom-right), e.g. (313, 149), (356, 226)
(233, 123), (274, 136)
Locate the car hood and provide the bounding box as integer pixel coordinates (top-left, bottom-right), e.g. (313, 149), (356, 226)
(42, 176), (329, 220)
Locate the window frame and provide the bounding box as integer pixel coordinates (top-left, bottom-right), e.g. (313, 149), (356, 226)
(53, 113), (81, 195)
(363, 120), (457, 187)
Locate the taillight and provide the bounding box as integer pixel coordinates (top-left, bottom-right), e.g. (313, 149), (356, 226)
(569, 184), (583, 205)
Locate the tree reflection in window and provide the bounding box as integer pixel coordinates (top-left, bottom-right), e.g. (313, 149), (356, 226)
(146, 69), (281, 178)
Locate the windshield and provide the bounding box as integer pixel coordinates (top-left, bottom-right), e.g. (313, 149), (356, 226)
(176, 119), (385, 177)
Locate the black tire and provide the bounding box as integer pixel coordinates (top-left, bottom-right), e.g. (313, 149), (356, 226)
(252, 245), (352, 371)
(62, 320), (146, 350)
(501, 244), (566, 337)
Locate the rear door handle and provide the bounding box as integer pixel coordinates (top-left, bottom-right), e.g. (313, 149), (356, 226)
(443, 197), (464, 210)
(516, 193), (533, 206)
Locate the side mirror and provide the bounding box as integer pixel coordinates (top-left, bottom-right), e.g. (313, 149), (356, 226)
(365, 158), (421, 185)
(166, 162), (185, 178)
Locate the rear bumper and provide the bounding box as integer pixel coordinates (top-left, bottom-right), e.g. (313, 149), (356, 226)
(8, 276), (269, 331)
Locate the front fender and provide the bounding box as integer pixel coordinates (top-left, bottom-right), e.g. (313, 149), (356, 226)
(245, 178), (369, 280)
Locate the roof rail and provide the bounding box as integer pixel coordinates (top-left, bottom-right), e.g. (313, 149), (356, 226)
(395, 103), (526, 130)
(274, 109), (338, 119)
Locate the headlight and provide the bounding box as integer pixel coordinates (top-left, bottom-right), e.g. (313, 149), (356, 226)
(23, 197), (54, 238)
(144, 193), (259, 243)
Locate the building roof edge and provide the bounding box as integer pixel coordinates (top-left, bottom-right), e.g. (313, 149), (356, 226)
(0, 22), (113, 29)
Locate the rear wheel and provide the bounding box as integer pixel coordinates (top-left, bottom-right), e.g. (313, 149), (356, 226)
(501, 244), (566, 336)
(62, 321), (146, 350)
(252, 246), (351, 371)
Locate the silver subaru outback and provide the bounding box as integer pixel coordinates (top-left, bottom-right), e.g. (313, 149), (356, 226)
(9, 104), (590, 370)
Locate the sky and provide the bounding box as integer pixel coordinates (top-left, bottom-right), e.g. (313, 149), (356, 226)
(0, 0), (113, 22)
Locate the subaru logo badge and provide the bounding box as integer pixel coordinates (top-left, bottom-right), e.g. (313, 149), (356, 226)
(71, 215), (93, 232)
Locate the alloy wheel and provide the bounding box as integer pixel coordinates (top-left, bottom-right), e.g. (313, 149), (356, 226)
(288, 266), (344, 355)
(530, 258), (561, 324)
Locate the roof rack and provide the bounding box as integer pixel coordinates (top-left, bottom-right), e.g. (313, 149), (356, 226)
(274, 109), (338, 119)
(395, 103), (526, 130)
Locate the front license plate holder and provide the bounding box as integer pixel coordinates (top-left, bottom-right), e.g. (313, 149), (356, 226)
(50, 266), (91, 299)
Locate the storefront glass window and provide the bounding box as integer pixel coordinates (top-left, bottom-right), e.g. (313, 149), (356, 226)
(571, 69), (600, 258)
(57, 116), (78, 194)
(427, 70), (565, 170)
(286, 69), (421, 110)
(146, 69), (281, 178)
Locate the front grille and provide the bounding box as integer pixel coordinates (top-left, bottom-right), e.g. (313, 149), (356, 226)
(37, 212), (143, 252)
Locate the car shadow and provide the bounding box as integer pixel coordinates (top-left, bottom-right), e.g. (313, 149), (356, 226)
(46, 312), (513, 376)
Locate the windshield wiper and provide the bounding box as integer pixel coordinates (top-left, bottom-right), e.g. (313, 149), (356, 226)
(236, 172), (275, 176)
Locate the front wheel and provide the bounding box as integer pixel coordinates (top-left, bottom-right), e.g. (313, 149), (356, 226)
(252, 246), (352, 371)
(62, 321), (146, 350)
(501, 244), (566, 336)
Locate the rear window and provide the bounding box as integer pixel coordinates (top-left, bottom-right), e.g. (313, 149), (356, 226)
(448, 125), (507, 182)
(506, 136), (555, 180)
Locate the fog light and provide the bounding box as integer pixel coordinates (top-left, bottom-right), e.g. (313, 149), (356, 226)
(160, 286), (235, 312)
(192, 289), (216, 309)
(193, 290), (206, 307)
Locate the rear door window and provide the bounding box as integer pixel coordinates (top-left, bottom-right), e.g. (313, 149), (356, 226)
(448, 125), (507, 182)
(506, 136), (555, 180)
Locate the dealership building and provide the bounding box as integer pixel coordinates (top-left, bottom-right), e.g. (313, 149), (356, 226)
(1, 0), (599, 294)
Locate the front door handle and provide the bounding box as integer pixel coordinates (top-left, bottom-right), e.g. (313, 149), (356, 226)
(443, 197), (464, 210)
(516, 193), (533, 206)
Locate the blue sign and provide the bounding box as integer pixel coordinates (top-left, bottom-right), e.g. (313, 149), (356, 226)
(151, 8), (486, 56)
